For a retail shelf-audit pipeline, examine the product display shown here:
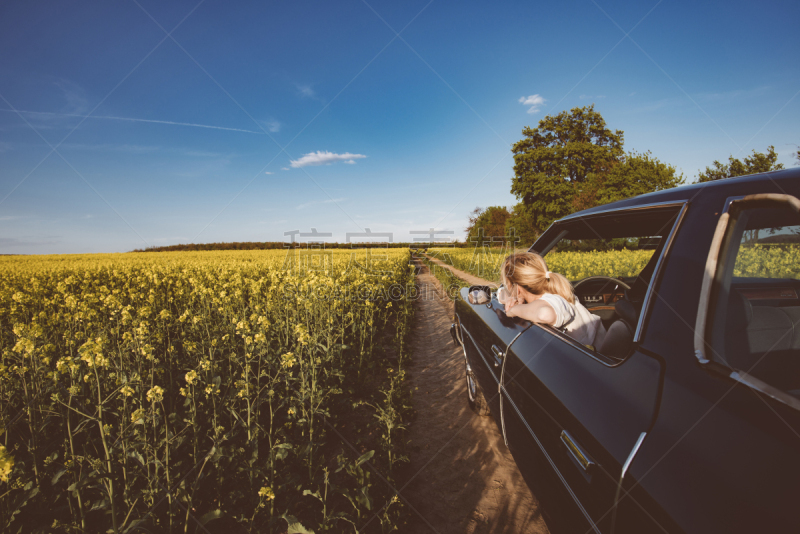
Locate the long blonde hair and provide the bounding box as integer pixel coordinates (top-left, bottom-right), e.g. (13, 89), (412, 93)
(500, 252), (574, 302)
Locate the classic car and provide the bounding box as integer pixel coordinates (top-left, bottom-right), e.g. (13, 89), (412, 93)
(450, 168), (800, 534)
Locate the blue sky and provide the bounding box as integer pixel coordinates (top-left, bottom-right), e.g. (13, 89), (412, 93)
(1, 0), (798, 254)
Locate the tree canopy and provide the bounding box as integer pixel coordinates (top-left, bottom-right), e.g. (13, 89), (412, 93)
(509, 104), (685, 237)
(511, 104), (624, 234)
(593, 150), (684, 206)
(504, 203), (538, 249)
(465, 206), (512, 243)
(697, 145), (784, 182)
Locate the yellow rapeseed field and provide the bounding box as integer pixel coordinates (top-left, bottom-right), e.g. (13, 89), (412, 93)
(0, 248), (415, 533)
(428, 243), (799, 287)
(428, 247), (655, 282)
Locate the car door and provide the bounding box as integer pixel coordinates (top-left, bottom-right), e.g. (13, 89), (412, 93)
(612, 191), (800, 534)
(495, 203), (686, 533)
(455, 286), (529, 425)
(502, 325), (662, 533)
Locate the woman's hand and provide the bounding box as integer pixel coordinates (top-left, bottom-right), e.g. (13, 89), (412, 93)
(498, 286), (521, 316)
(504, 295), (523, 317)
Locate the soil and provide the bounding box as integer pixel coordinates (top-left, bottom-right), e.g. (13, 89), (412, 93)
(422, 254), (500, 288)
(395, 258), (549, 534)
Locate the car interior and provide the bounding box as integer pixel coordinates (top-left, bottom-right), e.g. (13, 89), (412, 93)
(712, 206), (800, 398)
(530, 205), (683, 361)
(520, 206), (680, 360)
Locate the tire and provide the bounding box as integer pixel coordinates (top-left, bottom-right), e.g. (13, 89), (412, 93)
(465, 359), (491, 416)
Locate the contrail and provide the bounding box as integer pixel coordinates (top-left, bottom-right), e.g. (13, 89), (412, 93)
(0, 108), (265, 134)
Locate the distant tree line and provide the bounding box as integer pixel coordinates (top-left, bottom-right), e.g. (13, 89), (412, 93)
(131, 241), (483, 252)
(465, 104), (793, 246)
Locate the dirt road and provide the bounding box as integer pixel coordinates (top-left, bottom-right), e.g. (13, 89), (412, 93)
(397, 259), (549, 534)
(422, 254), (500, 289)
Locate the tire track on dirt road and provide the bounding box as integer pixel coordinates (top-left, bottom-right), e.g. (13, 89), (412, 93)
(397, 259), (549, 534)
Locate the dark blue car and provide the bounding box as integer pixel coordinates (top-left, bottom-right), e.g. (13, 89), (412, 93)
(451, 168), (800, 534)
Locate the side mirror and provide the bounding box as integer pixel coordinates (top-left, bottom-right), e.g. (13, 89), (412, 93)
(468, 285), (492, 305)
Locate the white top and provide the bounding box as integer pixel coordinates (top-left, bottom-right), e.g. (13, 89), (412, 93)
(539, 293), (606, 348)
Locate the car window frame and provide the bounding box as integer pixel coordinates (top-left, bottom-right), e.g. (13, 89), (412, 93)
(527, 200), (689, 364)
(694, 193), (800, 412)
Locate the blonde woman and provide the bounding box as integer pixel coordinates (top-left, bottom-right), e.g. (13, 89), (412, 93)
(497, 252), (606, 349)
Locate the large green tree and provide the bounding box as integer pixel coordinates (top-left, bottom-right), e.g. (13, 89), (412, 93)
(697, 145), (784, 182)
(511, 104), (624, 233)
(465, 206), (512, 243)
(593, 150), (684, 206)
(504, 203), (539, 248)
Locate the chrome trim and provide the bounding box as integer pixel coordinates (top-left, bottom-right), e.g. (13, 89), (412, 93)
(693, 212), (728, 365)
(611, 432), (647, 534)
(499, 328), (529, 447)
(560, 430), (595, 471)
(558, 199), (689, 222)
(532, 323), (622, 367)
(529, 225), (566, 256)
(620, 432), (646, 485)
(450, 323), (460, 346)
(454, 313), (464, 345)
(729, 370), (800, 411)
(633, 201), (689, 343)
(491, 344), (504, 367)
(721, 195), (745, 214)
(461, 328), (499, 386)
(501, 388), (602, 534)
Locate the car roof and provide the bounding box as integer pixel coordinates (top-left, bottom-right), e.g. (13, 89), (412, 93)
(559, 167), (800, 221)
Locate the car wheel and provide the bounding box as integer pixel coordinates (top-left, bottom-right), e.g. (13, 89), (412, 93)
(465, 360), (491, 416)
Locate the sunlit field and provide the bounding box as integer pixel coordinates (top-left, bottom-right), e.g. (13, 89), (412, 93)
(0, 249), (415, 533)
(427, 247), (655, 282)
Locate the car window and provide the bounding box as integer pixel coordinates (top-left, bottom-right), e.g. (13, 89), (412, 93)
(531, 202), (686, 360)
(709, 202), (800, 400)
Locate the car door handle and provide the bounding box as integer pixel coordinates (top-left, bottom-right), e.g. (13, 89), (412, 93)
(560, 430), (595, 472)
(491, 345), (504, 367)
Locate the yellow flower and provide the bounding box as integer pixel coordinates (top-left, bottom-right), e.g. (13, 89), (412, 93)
(281, 352), (296, 369)
(146, 386), (164, 403)
(120, 386), (134, 397)
(0, 444), (14, 483)
(131, 408), (145, 424)
(258, 486), (275, 503)
(185, 370), (198, 385)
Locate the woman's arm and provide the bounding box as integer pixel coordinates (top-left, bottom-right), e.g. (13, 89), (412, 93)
(505, 298), (557, 325)
(497, 286), (512, 305)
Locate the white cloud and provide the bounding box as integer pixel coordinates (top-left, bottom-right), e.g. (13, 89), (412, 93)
(281, 167), (290, 171)
(265, 171), (274, 175)
(290, 151), (367, 168)
(54, 79), (89, 114)
(265, 119), (281, 133)
(519, 94), (545, 114)
(343, 159), (356, 164)
(296, 197), (346, 210)
(296, 84), (315, 98)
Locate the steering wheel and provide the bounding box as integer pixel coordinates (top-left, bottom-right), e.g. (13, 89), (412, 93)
(572, 276), (632, 305)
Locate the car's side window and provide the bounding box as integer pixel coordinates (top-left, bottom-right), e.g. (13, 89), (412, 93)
(529, 203), (686, 361)
(705, 197), (800, 402)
